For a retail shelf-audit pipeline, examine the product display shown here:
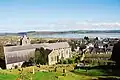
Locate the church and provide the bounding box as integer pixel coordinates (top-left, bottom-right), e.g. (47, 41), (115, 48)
(0, 35), (71, 69)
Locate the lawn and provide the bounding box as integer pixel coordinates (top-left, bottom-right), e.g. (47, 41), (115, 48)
(0, 71), (93, 80)
(0, 74), (18, 80)
(73, 69), (106, 76)
(33, 72), (92, 80)
(0, 65), (120, 80)
(73, 69), (120, 80)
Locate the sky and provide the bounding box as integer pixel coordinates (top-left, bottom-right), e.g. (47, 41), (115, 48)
(0, 0), (120, 32)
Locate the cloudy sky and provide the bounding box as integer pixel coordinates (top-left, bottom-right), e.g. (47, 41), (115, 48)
(0, 0), (120, 32)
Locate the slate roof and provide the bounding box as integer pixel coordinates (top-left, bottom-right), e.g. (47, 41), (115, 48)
(4, 42), (70, 64)
(4, 42), (70, 52)
(45, 42), (70, 50)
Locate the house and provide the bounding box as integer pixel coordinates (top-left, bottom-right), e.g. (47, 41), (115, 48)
(0, 35), (71, 69)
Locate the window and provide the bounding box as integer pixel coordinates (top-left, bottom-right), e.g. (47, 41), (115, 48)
(61, 53), (63, 57)
(67, 50), (69, 55)
(57, 56), (59, 62)
(55, 56), (57, 61)
(51, 57), (53, 61)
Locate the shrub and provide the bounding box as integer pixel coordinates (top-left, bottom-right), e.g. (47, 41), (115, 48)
(63, 60), (68, 64)
(68, 58), (74, 64)
(14, 65), (18, 69)
(58, 59), (64, 64)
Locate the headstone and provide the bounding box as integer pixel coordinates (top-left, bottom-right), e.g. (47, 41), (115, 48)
(63, 69), (66, 73)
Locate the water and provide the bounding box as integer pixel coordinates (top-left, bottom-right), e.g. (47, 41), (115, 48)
(29, 33), (120, 38)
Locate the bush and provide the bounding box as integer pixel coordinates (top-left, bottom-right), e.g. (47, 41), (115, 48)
(68, 58), (74, 64)
(98, 60), (107, 66)
(85, 54), (112, 58)
(63, 60), (68, 64)
(58, 59), (64, 64)
(14, 65), (18, 69)
(83, 53), (112, 66)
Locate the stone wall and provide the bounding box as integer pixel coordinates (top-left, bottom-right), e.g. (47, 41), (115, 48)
(48, 47), (71, 65)
(6, 61), (24, 69)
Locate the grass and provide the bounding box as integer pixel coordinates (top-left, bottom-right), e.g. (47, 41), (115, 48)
(0, 65), (120, 80)
(73, 69), (106, 76)
(0, 71), (93, 80)
(0, 74), (18, 80)
(0, 69), (120, 80)
(33, 72), (60, 80)
(34, 71), (93, 80)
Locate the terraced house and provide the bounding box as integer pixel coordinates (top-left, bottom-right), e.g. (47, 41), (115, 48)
(0, 35), (71, 69)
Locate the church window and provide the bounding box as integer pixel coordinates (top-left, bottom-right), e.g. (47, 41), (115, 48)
(51, 57), (53, 61)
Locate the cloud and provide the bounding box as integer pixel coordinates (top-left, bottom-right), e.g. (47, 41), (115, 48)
(0, 20), (120, 32)
(48, 21), (120, 30)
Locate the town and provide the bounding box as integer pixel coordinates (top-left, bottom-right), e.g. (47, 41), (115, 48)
(0, 0), (120, 80)
(0, 35), (120, 80)
(0, 35), (116, 69)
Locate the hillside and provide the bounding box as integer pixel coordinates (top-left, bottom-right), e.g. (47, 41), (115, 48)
(0, 30), (120, 36)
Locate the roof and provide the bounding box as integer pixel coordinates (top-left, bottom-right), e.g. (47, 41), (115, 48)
(45, 42), (70, 50)
(4, 42), (70, 52)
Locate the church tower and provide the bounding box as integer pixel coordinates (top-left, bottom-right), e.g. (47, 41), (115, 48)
(20, 35), (31, 45)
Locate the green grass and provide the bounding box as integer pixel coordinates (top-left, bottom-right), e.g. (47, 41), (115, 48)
(33, 72), (92, 80)
(0, 66), (120, 80)
(0, 69), (119, 80)
(0, 71), (92, 80)
(33, 72), (60, 80)
(73, 69), (106, 76)
(0, 74), (18, 80)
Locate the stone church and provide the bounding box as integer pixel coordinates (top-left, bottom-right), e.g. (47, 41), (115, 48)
(0, 35), (71, 69)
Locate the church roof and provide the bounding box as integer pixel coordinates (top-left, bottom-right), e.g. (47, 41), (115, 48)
(4, 42), (70, 52)
(4, 42), (70, 64)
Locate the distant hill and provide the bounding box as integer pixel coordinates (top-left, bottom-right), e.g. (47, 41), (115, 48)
(0, 30), (120, 36)
(25, 30), (120, 36)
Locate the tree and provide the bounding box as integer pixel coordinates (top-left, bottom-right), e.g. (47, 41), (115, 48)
(94, 43), (99, 54)
(0, 45), (5, 69)
(28, 57), (35, 66)
(111, 41), (120, 66)
(89, 47), (94, 54)
(22, 57), (35, 67)
(63, 59), (68, 64)
(84, 36), (89, 41)
(95, 37), (98, 41)
(68, 41), (77, 51)
(103, 44), (108, 53)
(0, 45), (5, 60)
(35, 47), (51, 65)
(68, 58), (74, 64)
(79, 44), (86, 54)
(79, 44), (86, 61)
